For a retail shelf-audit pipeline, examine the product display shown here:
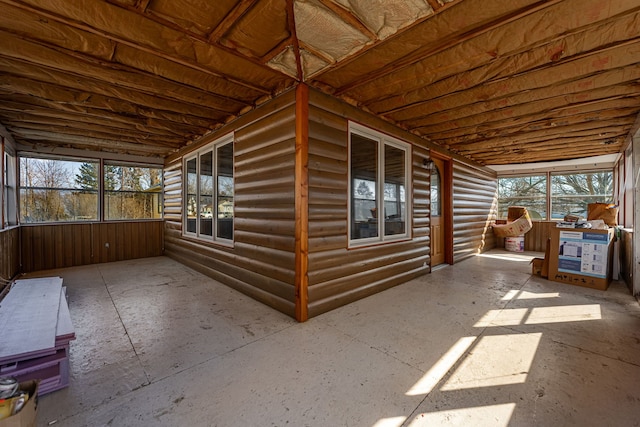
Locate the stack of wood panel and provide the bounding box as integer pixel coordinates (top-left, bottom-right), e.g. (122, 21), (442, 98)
(0, 277), (75, 395)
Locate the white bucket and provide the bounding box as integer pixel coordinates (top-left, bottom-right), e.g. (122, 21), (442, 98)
(505, 236), (524, 252)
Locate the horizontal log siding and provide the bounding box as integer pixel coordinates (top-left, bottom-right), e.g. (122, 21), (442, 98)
(452, 163), (498, 263)
(306, 97), (430, 317)
(0, 227), (20, 282)
(163, 164), (182, 226)
(20, 221), (163, 272)
(163, 92), (298, 317)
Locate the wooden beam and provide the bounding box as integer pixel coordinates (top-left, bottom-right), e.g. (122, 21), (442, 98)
(294, 84), (309, 322)
(0, 36), (249, 113)
(2, 0), (278, 95)
(424, 0), (442, 11)
(333, 0), (564, 96)
(0, 100), (205, 137)
(207, 0), (257, 42)
(370, 7), (640, 115)
(316, 0), (377, 40)
(286, 0), (303, 80)
(0, 72), (227, 122)
(135, 0), (152, 13)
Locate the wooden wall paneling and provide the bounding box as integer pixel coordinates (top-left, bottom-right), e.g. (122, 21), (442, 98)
(20, 221), (163, 272)
(0, 227), (20, 282)
(53, 225), (64, 268)
(163, 89), (299, 317)
(162, 164), (182, 226)
(452, 162), (498, 262)
(413, 146), (431, 239)
(524, 221), (554, 252)
(305, 89), (430, 318)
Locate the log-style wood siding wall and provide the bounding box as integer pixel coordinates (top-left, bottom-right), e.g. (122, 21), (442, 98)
(305, 92), (431, 317)
(163, 86), (499, 320)
(20, 221), (164, 272)
(0, 227), (19, 281)
(452, 163), (498, 262)
(163, 90), (298, 317)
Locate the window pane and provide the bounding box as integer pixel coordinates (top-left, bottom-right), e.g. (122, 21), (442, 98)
(498, 175), (547, 219)
(104, 165), (162, 220)
(216, 142), (233, 240)
(384, 145), (406, 236)
(199, 151), (213, 236)
(20, 157), (98, 222)
(351, 134), (378, 240)
(551, 172), (613, 219)
(186, 158), (197, 233)
(430, 167), (441, 216)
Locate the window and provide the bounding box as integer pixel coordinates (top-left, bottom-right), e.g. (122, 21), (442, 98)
(184, 135), (234, 242)
(349, 123), (410, 245)
(103, 163), (163, 220)
(497, 170), (613, 220)
(498, 175), (547, 219)
(551, 171), (613, 219)
(4, 151), (17, 227)
(20, 156), (98, 223)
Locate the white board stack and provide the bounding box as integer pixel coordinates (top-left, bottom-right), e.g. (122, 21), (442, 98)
(0, 277), (75, 395)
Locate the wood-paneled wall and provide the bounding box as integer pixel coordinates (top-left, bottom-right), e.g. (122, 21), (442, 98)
(452, 163), (498, 262)
(305, 93), (432, 317)
(163, 89), (298, 317)
(0, 226), (20, 282)
(20, 221), (163, 272)
(524, 221), (555, 252)
(619, 228), (633, 291)
(163, 86), (501, 320)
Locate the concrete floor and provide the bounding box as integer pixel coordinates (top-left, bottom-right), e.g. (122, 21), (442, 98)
(24, 250), (640, 427)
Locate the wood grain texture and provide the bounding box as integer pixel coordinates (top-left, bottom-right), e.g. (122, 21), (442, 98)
(20, 221), (163, 272)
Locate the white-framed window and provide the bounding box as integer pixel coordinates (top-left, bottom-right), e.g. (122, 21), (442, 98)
(103, 162), (163, 220)
(183, 134), (234, 244)
(348, 123), (411, 247)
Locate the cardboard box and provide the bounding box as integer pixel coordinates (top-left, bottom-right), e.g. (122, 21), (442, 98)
(547, 227), (614, 291)
(0, 381), (38, 427)
(531, 258), (544, 276)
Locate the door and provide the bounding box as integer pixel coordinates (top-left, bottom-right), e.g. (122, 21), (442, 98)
(430, 158), (445, 266)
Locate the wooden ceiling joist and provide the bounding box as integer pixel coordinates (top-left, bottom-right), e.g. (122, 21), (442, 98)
(0, 0), (638, 163)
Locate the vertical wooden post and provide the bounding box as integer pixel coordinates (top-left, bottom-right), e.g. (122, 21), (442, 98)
(295, 84), (309, 322)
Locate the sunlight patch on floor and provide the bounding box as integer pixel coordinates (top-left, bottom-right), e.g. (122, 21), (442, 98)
(407, 403), (516, 426)
(501, 289), (560, 301)
(406, 337), (477, 396)
(371, 416), (407, 427)
(441, 333), (542, 390)
(525, 304), (602, 324)
(475, 252), (532, 262)
(475, 305), (601, 327)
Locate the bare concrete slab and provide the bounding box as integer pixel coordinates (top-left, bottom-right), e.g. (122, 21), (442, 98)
(27, 251), (640, 426)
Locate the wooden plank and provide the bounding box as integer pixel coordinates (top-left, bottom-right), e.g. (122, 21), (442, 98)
(295, 84), (309, 322)
(0, 277), (62, 363)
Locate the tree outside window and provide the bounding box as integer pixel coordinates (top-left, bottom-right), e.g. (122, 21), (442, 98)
(497, 171), (613, 220)
(551, 171), (613, 219)
(20, 157), (98, 223)
(497, 175), (546, 219)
